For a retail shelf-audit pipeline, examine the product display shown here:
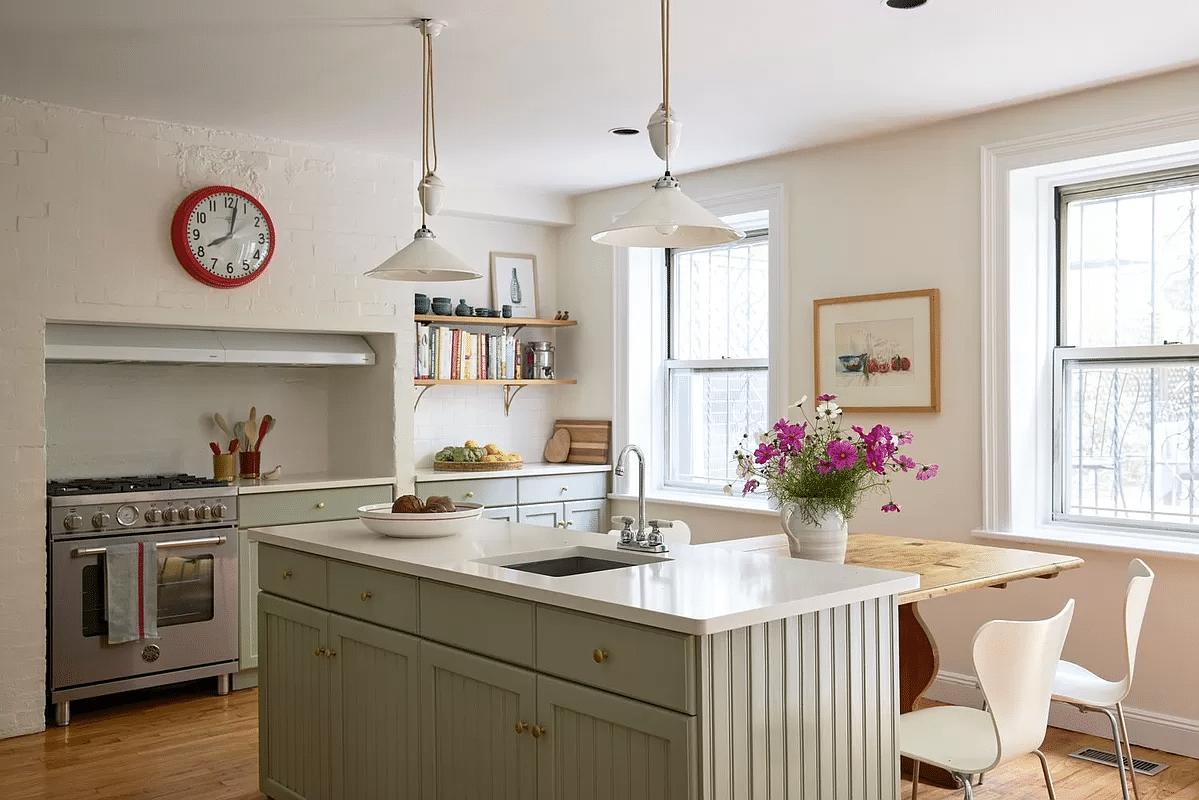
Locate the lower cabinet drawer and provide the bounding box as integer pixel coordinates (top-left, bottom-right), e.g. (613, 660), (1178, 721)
(536, 606), (696, 714)
(518, 472), (608, 505)
(327, 560), (418, 633)
(419, 580), (534, 667)
(240, 484), (393, 527)
(416, 478), (517, 508)
(258, 544), (328, 607)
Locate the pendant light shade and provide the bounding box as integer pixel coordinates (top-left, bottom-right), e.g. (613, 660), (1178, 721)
(592, 0), (743, 248)
(367, 19), (480, 282)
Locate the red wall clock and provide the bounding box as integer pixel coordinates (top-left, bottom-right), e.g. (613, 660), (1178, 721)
(170, 185), (276, 287)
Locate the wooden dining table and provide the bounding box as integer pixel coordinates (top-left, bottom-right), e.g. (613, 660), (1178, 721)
(713, 532), (1085, 789)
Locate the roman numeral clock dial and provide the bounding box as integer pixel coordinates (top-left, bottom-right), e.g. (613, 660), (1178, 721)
(170, 185), (275, 287)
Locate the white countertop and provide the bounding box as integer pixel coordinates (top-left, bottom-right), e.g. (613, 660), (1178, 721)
(414, 462), (610, 482)
(235, 473), (396, 494)
(248, 518), (918, 635)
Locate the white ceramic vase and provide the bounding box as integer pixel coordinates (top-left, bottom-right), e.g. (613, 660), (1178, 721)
(780, 502), (848, 563)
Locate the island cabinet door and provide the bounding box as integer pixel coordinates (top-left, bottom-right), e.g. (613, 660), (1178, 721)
(259, 593), (332, 800)
(535, 675), (698, 800)
(518, 502), (564, 528)
(329, 614), (420, 800)
(421, 641), (537, 799)
(562, 498), (606, 533)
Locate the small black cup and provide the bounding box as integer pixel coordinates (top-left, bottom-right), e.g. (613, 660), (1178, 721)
(414, 293), (431, 314)
(502, 304), (513, 318)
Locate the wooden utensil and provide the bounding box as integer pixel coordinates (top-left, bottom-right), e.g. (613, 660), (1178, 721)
(213, 413), (232, 438)
(255, 415), (270, 451)
(209, 441), (222, 456)
(234, 421), (248, 451)
(246, 407), (257, 446)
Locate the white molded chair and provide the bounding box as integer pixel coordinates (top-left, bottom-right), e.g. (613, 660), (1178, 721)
(1052, 559), (1154, 800)
(900, 599), (1075, 800)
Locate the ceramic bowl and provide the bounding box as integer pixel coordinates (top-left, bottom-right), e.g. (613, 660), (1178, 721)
(357, 502), (484, 538)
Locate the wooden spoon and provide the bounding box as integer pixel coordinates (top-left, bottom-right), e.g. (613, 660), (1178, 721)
(213, 413), (232, 438)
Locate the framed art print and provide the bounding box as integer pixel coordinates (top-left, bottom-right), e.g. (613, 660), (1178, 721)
(813, 288), (941, 412)
(490, 252), (539, 318)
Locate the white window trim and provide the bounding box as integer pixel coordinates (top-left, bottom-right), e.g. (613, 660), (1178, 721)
(980, 106), (1199, 560)
(612, 184), (787, 505)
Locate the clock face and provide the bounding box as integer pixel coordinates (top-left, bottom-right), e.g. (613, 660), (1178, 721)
(170, 186), (275, 287)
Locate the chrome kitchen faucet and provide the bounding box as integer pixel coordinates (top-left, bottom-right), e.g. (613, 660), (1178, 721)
(613, 444), (669, 554)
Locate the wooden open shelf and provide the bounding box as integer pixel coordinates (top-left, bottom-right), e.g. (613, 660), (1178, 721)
(414, 315), (576, 331)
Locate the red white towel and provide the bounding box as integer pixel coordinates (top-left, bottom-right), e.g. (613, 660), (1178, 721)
(105, 542), (159, 645)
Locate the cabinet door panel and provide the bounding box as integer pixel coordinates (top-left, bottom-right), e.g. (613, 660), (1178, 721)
(482, 505), (519, 523)
(421, 641), (536, 800)
(518, 502), (564, 528)
(330, 614), (420, 800)
(259, 593), (331, 800)
(563, 498), (607, 533)
(536, 675), (697, 800)
(238, 535), (259, 671)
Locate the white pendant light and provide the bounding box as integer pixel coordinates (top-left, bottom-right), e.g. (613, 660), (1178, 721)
(367, 19), (480, 282)
(592, 0), (743, 248)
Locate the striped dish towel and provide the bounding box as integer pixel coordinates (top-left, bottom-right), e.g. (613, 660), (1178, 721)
(105, 542), (159, 645)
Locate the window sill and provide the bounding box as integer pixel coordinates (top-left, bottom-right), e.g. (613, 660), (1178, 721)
(607, 490), (779, 518)
(973, 525), (1199, 562)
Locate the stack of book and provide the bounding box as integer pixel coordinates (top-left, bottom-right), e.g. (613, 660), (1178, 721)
(414, 323), (524, 380)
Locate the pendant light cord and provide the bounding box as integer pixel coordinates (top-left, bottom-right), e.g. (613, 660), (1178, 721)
(660, 0), (672, 175)
(420, 23), (439, 228)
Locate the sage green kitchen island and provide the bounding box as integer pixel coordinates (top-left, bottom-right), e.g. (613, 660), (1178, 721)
(248, 518), (918, 800)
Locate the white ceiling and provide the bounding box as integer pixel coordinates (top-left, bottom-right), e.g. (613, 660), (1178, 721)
(2, 0), (1199, 195)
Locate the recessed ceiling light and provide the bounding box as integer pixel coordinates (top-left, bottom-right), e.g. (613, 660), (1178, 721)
(884, 0), (927, 7)
(609, 127), (640, 136)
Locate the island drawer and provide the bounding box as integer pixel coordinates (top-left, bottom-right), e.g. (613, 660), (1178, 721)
(328, 560), (418, 633)
(419, 581), (534, 667)
(241, 484), (393, 527)
(416, 477), (517, 508)
(258, 544), (328, 607)
(536, 606), (696, 714)
(517, 472), (607, 505)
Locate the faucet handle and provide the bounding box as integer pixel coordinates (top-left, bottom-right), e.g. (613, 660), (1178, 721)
(646, 519), (672, 547)
(647, 519), (673, 529)
(611, 515), (635, 544)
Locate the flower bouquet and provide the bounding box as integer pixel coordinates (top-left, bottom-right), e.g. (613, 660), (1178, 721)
(728, 394), (938, 560)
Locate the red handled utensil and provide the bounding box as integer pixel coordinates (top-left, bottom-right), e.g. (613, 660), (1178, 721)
(255, 415), (272, 451)
(209, 441), (221, 456)
(229, 438), (240, 454)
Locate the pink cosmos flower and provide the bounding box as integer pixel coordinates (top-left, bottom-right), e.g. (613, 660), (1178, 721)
(826, 439), (858, 470)
(881, 502), (901, 513)
(916, 464), (939, 481)
(775, 421), (807, 453)
(753, 442), (778, 464)
(743, 479), (760, 495)
(817, 393), (836, 402)
(897, 430), (914, 446)
(894, 454), (916, 472)
(815, 460), (834, 475)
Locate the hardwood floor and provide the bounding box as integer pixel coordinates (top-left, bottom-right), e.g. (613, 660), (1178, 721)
(0, 683), (1195, 799)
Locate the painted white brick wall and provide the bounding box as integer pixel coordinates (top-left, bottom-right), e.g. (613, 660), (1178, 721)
(413, 384), (557, 468)
(0, 94), (423, 739)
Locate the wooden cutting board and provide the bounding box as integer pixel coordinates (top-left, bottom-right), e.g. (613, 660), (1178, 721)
(551, 419), (611, 464)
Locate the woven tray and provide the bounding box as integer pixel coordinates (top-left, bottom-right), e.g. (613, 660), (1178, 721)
(433, 460), (524, 472)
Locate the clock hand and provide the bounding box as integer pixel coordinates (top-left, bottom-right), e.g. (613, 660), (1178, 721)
(227, 202), (238, 237)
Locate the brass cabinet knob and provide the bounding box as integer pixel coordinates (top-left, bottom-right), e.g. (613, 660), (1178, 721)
(316, 502), (325, 509)
(593, 648), (608, 663)
(325, 648), (337, 658)
(566, 521), (574, 527)
(282, 570), (293, 579)
(531, 725), (546, 739)
(560, 486), (568, 493)
(514, 721), (529, 734)
(361, 591), (372, 601)
(314, 648), (326, 657)
(465, 491), (475, 498)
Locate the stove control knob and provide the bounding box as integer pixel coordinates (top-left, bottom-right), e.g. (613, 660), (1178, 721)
(180, 506), (195, 522)
(163, 507), (180, 524)
(145, 508), (163, 524)
(196, 505), (211, 521)
(211, 503), (228, 519)
(92, 512), (112, 530)
(64, 514), (83, 531)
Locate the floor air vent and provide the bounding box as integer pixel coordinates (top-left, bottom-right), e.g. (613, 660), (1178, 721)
(1068, 747), (1168, 775)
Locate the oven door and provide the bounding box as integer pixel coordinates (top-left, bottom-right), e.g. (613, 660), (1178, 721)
(50, 525), (239, 691)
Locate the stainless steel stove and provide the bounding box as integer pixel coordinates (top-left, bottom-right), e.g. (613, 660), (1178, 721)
(47, 474), (239, 725)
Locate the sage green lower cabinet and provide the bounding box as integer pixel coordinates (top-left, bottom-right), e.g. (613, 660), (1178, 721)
(259, 593), (419, 800)
(418, 471), (609, 532)
(482, 505), (519, 523)
(518, 498), (606, 531)
(421, 641), (537, 799)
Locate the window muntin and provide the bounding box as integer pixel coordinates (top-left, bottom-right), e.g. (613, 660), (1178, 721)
(1056, 168), (1199, 530)
(665, 231), (769, 492)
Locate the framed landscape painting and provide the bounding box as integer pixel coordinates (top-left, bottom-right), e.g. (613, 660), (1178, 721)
(813, 288), (941, 412)
(490, 252), (539, 318)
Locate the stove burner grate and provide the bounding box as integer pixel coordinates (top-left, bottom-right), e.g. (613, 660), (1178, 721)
(47, 473), (231, 496)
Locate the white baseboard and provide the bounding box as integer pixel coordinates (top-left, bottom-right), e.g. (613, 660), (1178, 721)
(924, 670), (1199, 759)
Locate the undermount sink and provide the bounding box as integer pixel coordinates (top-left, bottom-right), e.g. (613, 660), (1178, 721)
(475, 545), (670, 577)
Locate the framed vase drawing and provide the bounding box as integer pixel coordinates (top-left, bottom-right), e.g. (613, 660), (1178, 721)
(813, 288), (941, 412)
(490, 252), (539, 318)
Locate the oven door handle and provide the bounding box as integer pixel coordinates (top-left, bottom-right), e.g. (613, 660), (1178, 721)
(71, 535), (228, 558)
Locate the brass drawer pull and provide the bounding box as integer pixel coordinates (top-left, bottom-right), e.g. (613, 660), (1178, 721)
(281, 570), (293, 579)
(314, 647), (326, 657)
(531, 725), (546, 739)
(560, 486), (568, 493)
(465, 491), (475, 498)
(316, 502), (326, 509)
(361, 591), (373, 601)
(593, 648), (608, 663)
(326, 649), (337, 658)
(514, 721), (529, 734)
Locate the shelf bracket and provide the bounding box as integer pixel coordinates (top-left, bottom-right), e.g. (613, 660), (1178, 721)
(413, 384), (434, 411)
(502, 384), (525, 416)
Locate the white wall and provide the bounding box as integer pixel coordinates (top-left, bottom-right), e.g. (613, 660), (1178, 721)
(0, 95), (421, 737)
(566, 66), (1199, 754)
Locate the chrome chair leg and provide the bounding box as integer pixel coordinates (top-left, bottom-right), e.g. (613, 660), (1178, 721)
(911, 760), (920, 800)
(958, 772), (975, 800)
(1115, 702), (1142, 800)
(1033, 748), (1057, 800)
(1097, 706), (1132, 800)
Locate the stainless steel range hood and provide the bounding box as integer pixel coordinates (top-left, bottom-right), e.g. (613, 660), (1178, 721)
(44, 324), (376, 366)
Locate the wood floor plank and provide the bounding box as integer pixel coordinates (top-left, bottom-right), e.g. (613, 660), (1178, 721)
(0, 684), (1193, 799)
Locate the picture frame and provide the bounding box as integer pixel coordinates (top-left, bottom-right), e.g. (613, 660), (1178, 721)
(490, 252), (539, 318)
(813, 288), (941, 412)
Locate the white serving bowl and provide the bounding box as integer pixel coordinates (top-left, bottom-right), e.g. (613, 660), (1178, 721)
(357, 502), (484, 538)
